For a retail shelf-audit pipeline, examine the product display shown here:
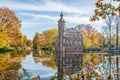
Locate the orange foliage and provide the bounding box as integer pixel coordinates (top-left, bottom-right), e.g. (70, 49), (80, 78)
(81, 25), (100, 48)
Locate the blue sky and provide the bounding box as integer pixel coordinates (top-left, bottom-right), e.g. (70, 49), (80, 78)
(0, 0), (105, 40)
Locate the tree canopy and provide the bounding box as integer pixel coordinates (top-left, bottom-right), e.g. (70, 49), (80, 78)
(90, 0), (120, 21)
(81, 25), (101, 48)
(0, 7), (31, 51)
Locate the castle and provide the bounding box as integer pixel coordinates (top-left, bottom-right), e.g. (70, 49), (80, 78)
(56, 12), (83, 78)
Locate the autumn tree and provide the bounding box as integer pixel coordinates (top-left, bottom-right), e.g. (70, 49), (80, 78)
(75, 24), (86, 31)
(0, 7), (31, 51)
(43, 28), (58, 47)
(21, 35), (32, 49)
(0, 7), (23, 49)
(26, 39), (32, 47)
(33, 32), (41, 50)
(0, 32), (10, 48)
(90, 0), (120, 79)
(90, 0), (120, 21)
(81, 25), (100, 48)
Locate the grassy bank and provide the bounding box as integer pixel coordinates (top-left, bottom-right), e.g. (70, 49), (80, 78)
(0, 48), (14, 53)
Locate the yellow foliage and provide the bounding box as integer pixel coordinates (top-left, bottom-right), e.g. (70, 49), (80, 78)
(43, 28), (58, 45)
(81, 25), (100, 48)
(0, 32), (10, 48)
(83, 54), (92, 64)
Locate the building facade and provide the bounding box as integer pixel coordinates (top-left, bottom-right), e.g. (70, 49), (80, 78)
(56, 12), (83, 79)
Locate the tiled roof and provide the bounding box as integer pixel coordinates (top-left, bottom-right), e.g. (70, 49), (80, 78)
(65, 28), (81, 34)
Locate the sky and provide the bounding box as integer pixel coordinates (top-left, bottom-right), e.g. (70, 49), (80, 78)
(0, 0), (105, 40)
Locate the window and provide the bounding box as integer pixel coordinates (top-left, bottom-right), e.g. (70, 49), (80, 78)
(61, 29), (64, 32)
(75, 48), (76, 50)
(70, 36), (72, 40)
(70, 41), (72, 47)
(75, 36), (77, 40)
(70, 40), (72, 43)
(58, 23), (62, 27)
(79, 41), (81, 45)
(62, 36), (65, 39)
(66, 41), (68, 47)
(66, 36), (68, 40)
(66, 58), (68, 62)
(75, 41), (78, 46)
(70, 44), (72, 47)
(70, 57), (72, 62)
(63, 43), (65, 46)
(57, 43), (60, 46)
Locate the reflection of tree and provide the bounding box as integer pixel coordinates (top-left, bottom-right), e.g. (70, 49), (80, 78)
(67, 54), (120, 80)
(33, 51), (57, 69)
(0, 52), (28, 80)
(83, 54), (100, 65)
(41, 59), (56, 70)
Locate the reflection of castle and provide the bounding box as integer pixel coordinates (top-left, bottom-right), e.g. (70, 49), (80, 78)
(56, 12), (83, 78)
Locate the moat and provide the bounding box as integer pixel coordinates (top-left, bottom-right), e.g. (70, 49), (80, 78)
(0, 51), (120, 80)
(0, 51), (57, 80)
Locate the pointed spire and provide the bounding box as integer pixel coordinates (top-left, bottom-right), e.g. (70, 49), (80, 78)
(60, 11), (63, 18)
(60, 8), (63, 18)
(58, 8), (65, 22)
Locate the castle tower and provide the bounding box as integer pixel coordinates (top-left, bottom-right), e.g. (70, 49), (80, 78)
(56, 11), (83, 79)
(57, 11), (66, 79)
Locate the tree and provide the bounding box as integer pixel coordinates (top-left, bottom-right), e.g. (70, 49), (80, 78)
(26, 39), (32, 47)
(90, 0), (120, 79)
(115, 16), (120, 48)
(81, 25), (100, 48)
(90, 0), (120, 21)
(90, 0), (120, 80)
(33, 32), (41, 50)
(101, 16), (115, 48)
(0, 32), (10, 48)
(43, 28), (58, 46)
(75, 24), (86, 31)
(9, 30), (23, 49)
(0, 7), (21, 32)
(0, 7), (23, 49)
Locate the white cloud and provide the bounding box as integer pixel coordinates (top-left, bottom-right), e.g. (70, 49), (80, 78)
(20, 12), (103, 24)
(19, 12), (104, 31)
(1, 0), (99, 28)
(19, 12), (58, 21)
(22, 21), (55, 28)
(0, 0), (88, 15)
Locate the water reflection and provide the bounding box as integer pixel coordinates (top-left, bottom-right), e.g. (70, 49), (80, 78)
(68, 54), (120, 80)
(0, 51), (57, 80)
(33, 51), (57, 69)
(19, 51), (57, 80)
(1, 51), (120, 80)
(0, 51), (30, 80)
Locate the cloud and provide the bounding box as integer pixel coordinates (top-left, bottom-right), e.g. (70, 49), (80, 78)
(1, 0), (99, 28)
(22, 22), (54, 28)
(20, 12), (103, 25)
(0, 0), (104, 39)
(0, 0), (88, 15)
(19, 12), (58, 21)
